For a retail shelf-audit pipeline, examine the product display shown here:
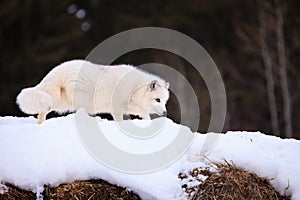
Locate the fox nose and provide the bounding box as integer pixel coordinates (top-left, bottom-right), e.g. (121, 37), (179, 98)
(162, 111), (167, 116)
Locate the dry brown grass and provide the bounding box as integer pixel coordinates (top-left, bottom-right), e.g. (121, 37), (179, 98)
(179, 162), (290, 200)
(0, 163), (291, 200)
(0, 180), (140, 200)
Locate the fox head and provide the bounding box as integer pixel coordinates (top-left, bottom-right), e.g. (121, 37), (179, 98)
(131, 80), (170, 117)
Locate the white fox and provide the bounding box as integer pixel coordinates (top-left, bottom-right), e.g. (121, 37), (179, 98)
(16, 60), (170, 124)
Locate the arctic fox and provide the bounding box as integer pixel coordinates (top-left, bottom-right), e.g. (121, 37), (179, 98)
(17, 60), (170, 124)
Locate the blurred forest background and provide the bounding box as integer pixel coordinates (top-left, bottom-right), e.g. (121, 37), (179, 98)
(0, 0), (299, 138)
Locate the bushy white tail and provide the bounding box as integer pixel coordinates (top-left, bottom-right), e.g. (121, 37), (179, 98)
(16, 87), (52, 114)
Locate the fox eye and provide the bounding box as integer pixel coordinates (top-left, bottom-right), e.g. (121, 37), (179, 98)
(155, 98), (161, 103)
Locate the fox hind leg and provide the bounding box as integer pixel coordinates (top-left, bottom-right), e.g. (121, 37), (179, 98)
(37, 113), (47, 124)
(112, 112), (124, 121)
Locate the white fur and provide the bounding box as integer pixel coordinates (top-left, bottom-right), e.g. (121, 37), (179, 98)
(16, 60), (170, 123)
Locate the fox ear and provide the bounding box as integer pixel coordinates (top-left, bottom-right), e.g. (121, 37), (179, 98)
(149, 80), (158, 91)
(165, 81), (169, 89)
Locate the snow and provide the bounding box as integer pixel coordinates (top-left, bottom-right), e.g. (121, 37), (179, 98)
(0, 113), (300, 199)
(0, 183), (8, 194)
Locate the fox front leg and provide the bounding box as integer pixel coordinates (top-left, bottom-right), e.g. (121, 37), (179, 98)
(127, 104), (150, 120)
(140, 113), (151, 120)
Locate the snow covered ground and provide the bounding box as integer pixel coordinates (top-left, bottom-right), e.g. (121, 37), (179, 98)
(0, 113), (299, 199)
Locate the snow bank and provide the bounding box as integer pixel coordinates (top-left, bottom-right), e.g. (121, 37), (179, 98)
(0, 114), (299, 199)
